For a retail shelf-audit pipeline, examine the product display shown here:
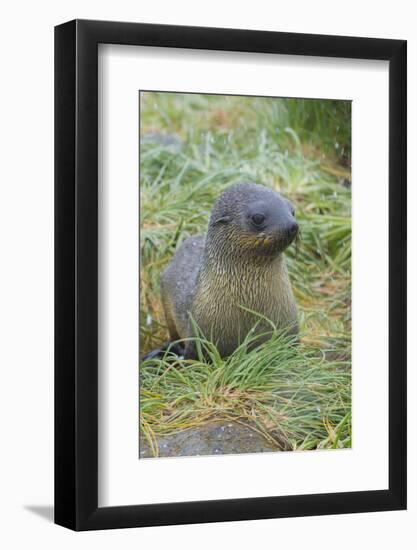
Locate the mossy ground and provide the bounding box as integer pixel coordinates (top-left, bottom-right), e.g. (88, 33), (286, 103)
(139, 92), (351, 456)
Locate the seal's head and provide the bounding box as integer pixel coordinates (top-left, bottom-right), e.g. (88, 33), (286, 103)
(208, 183), (298, 258)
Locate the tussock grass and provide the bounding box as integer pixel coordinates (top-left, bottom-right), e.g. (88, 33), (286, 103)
(139, 92), (351, 455)
(140, 326), (351, 455)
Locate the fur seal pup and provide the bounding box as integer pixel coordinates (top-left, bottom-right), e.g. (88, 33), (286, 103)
(156, 182), (299, 359)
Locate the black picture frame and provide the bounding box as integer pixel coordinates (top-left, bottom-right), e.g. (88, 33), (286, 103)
(55, 19), (407, 531)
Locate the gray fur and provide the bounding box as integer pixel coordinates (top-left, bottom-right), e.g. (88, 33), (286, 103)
(161, 183), (298, 358)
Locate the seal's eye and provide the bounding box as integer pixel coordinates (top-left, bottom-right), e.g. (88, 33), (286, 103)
(251, 213), (266, 227)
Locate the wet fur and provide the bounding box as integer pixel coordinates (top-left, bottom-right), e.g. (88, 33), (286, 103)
(161, 183), (298, 358)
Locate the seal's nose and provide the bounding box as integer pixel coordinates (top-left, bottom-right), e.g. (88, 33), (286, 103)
(288, 221), (299, 236)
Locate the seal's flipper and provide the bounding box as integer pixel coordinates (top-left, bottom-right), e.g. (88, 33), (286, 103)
(141, 347), (166, 362)
(141, 341), (186, 363)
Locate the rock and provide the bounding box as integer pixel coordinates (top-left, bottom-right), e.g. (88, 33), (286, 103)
(141, 132), (183, 151)
(140, 420), (284, 458)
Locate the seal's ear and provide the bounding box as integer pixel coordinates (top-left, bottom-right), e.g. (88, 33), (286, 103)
(212, 215), (231, 226)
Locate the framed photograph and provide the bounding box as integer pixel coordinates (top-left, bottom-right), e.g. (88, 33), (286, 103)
(55, 19), (406, 530)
